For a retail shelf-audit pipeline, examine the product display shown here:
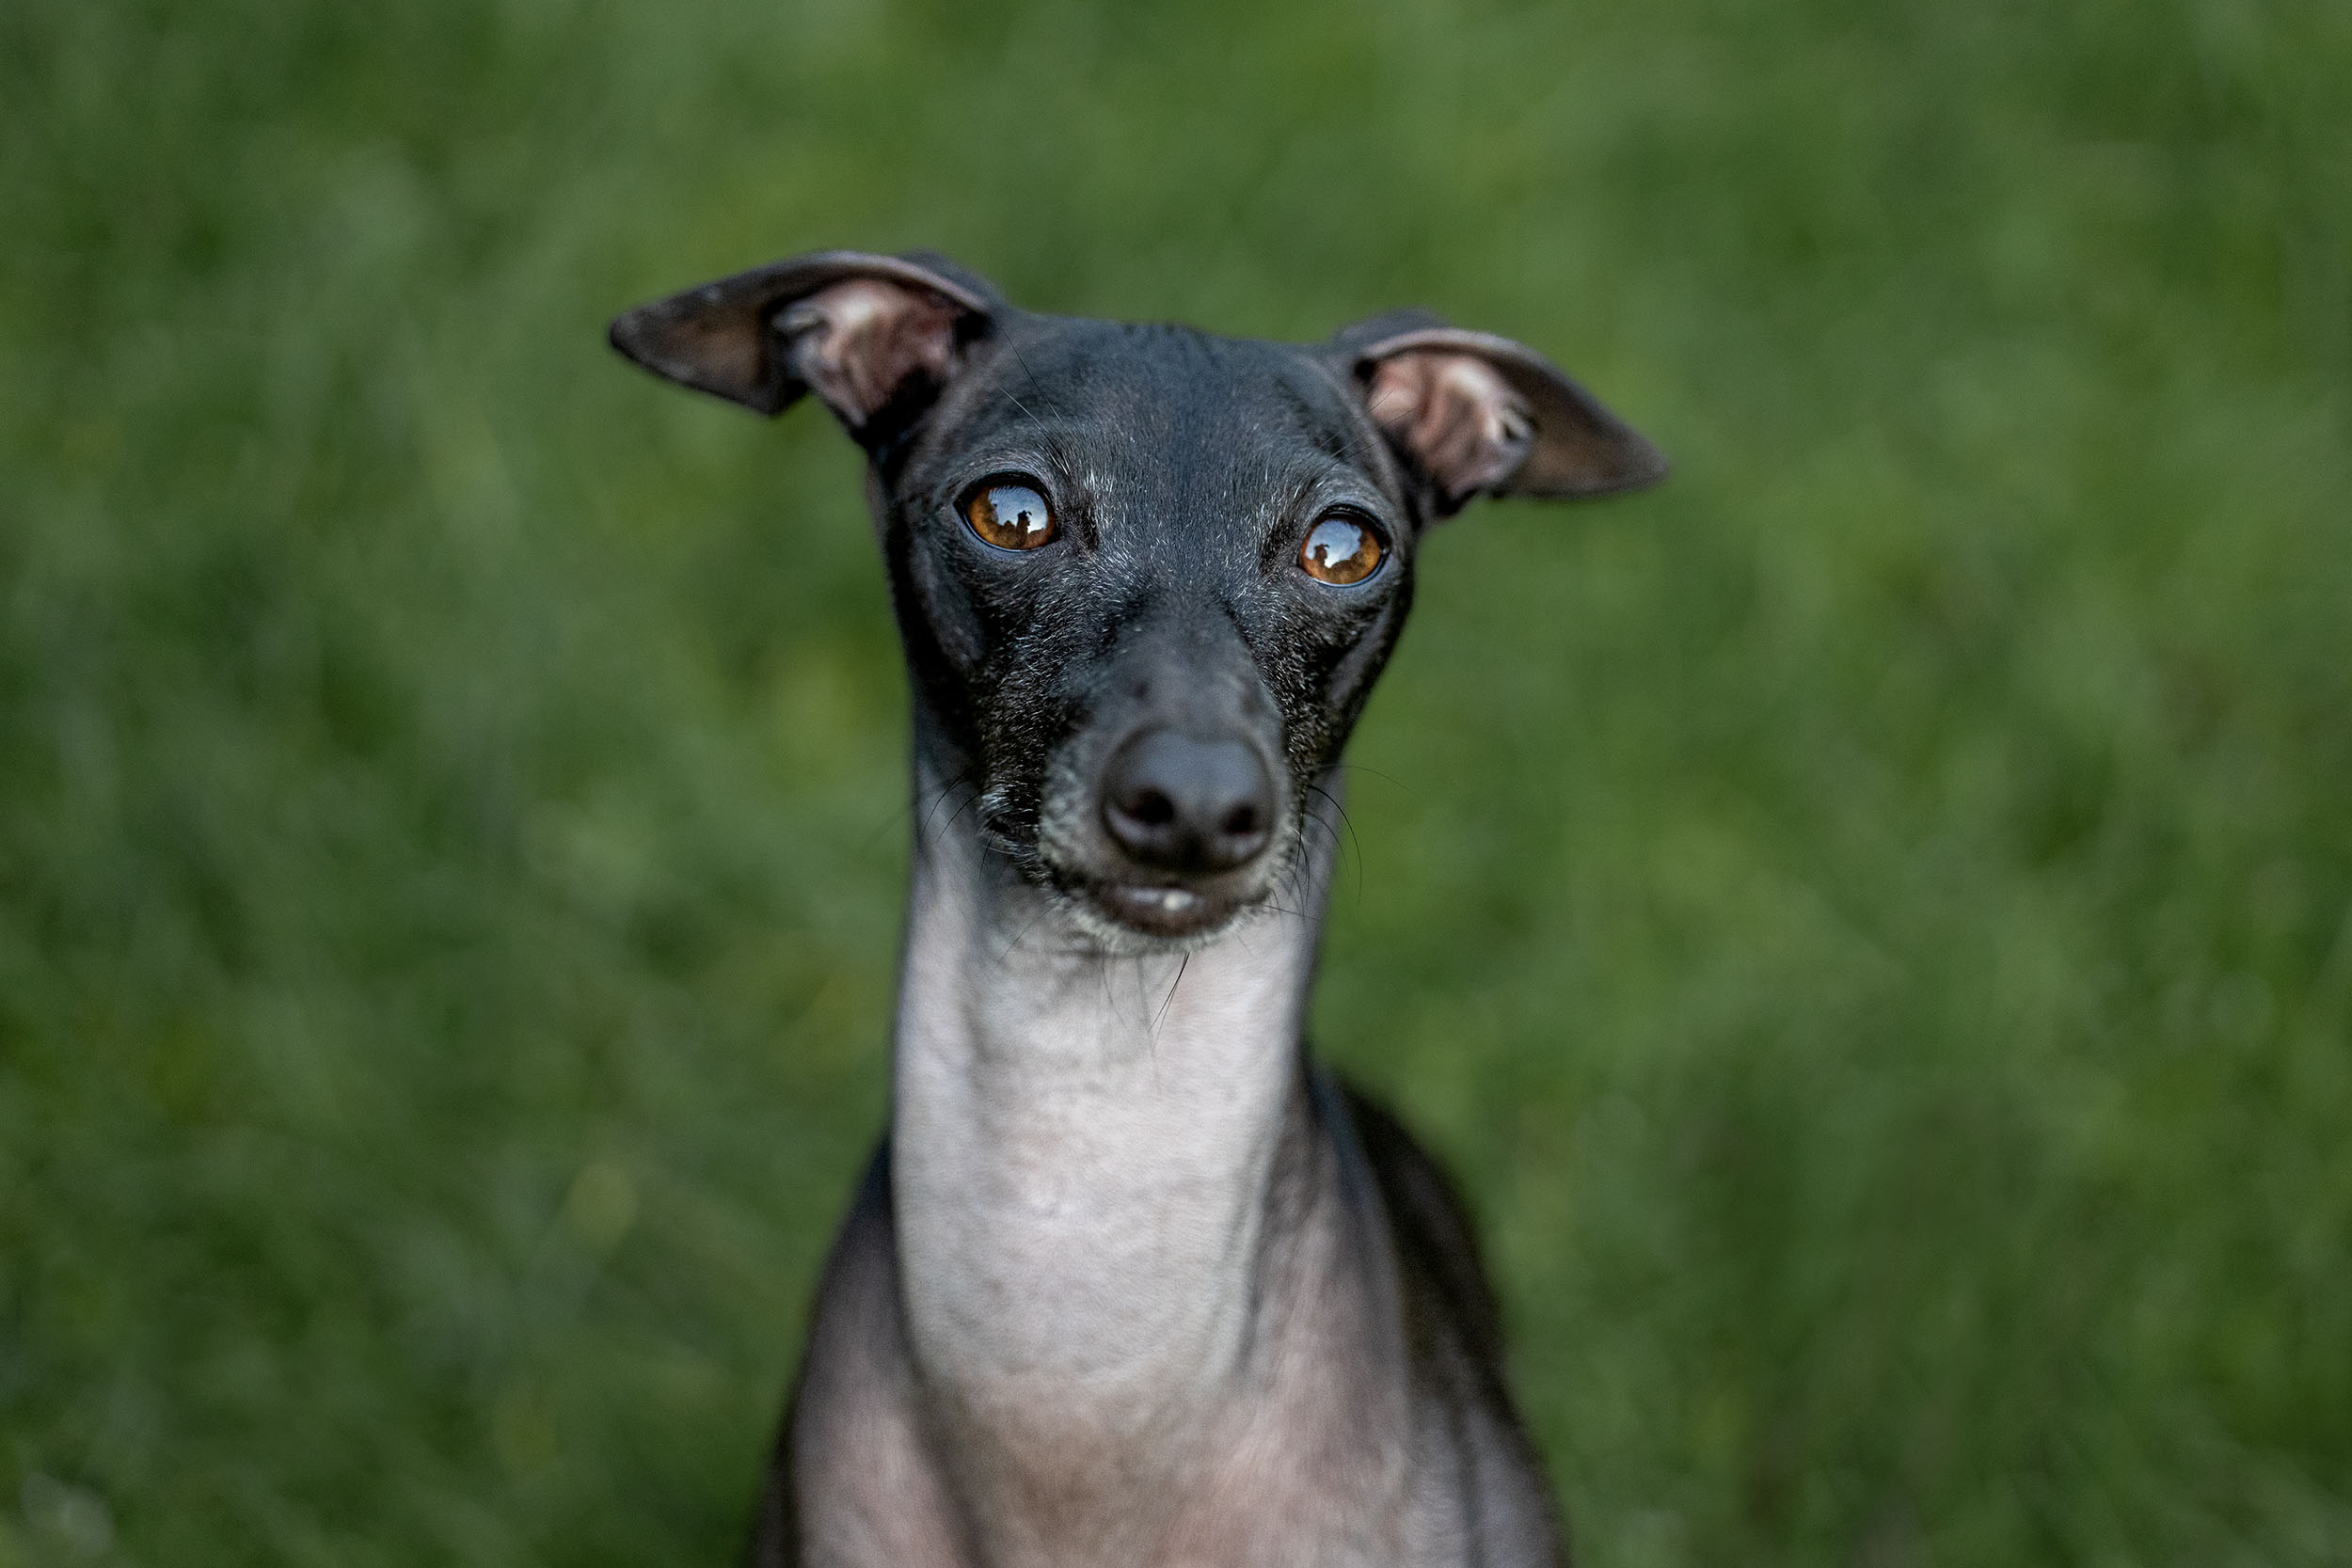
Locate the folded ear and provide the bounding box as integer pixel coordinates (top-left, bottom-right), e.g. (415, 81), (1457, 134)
(608, 249), (1000, 438)
(1335, 309), (1666, 516)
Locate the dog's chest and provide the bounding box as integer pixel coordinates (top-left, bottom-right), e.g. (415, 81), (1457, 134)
(791, 1167), (1441, 1568)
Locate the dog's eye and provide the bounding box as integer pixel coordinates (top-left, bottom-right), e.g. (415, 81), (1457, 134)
(1298, 513), (1386, 586)
(962, 480), (1057, 550)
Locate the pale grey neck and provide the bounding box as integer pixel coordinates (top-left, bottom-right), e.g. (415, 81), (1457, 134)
(886, 743), (1339, 1429)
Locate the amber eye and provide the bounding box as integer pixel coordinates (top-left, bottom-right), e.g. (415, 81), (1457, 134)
(1298, 513), (1387, 585)
(962, 480), (1057, 550)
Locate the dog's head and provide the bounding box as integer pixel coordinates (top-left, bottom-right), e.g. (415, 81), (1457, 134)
(612, 250), (1662, 948)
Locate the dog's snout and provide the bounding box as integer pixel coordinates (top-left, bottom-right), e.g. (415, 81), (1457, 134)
(1101, 729), (1275, 875)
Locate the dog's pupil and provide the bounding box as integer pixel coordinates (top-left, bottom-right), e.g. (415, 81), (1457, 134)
(1301, 515), (1381, 584)
(967, 483), (1055, 549)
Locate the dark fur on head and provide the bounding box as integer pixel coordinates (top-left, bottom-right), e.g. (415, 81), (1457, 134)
(612, 249), (1662, 950)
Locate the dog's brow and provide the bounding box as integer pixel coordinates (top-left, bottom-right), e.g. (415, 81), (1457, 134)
(1279, 467), (1328, 522)
(1299, 354), (1403, 498)
(996, 337), (1054, 425)
(946, 420), (1108, 468)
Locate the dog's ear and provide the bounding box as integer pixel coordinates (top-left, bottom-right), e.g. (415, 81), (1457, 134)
(609, 249), (1000, 440)
(1334, 309), (1666, 516)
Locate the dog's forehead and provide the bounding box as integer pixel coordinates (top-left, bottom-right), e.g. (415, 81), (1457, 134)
(946, 316), (1373, 483)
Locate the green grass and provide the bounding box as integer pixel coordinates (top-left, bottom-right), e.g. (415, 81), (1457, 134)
(4, 0), (2349, 1562)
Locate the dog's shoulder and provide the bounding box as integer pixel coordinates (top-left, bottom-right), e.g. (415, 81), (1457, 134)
(1327, 1076), (1506, 1366)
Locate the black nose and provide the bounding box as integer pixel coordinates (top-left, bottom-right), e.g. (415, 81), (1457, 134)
(1101, 728), (1276, 875)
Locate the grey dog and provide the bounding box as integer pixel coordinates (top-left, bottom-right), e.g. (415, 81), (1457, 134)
(611, 249), (1664, 1567)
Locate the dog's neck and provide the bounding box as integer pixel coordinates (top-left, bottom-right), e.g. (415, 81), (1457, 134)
(887, 721), (1343, 1439)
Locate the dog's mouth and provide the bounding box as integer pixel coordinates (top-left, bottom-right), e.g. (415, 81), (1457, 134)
(1084, 879), (1247, 941)
(995, 821), (1274, 946)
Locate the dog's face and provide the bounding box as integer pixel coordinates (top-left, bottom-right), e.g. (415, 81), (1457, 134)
(878, 317), (1418, 945)
(612, 251), (1662, 947)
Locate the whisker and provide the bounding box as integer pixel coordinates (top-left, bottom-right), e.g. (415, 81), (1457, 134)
(993, 903), (1057, 962)
(905, 772), (972, 872)
(1303, 782), (1360, 864)
(1303, 782), (1365, 904)
(1000, 339), (1051, 426)
(1331, 761), (1414, 796)
(1153, 952), (1191, 1036)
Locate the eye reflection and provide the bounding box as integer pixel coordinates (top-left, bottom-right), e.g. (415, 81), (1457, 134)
(1299, 514), (1386, 585)
(963, 481), (1057, 550)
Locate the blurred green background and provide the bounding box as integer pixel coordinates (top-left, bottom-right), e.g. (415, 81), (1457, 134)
(5, 0), (2349, 1562)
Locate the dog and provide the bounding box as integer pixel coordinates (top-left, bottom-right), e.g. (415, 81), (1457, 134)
(611, 249), (1664, 1568)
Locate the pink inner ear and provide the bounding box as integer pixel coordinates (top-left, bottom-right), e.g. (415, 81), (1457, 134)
(1365, 349), (1535, 504)
(777, 278), (963, 429)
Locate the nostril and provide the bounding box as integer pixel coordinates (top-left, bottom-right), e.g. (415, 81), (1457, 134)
(1128, 788), (1177, 828)
(1221, 804), (1260, 838)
